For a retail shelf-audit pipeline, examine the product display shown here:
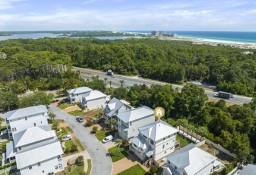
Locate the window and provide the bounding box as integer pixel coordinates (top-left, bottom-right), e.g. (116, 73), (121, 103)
(38, 162), (41, 166)
(55, 165), (58, 170)
(18, 147), (21, 150)
(150, 139), (154, 145)
(34, 123), (36, 126)
(163, 145), (165, 149)
(25, 117), (27, 120)
(175, 166), (177, 170)
(42, 170), (44, 173)
(168, 160), (170, 164)
(29, 165), (32, 169)
(12, 128), (16, 132)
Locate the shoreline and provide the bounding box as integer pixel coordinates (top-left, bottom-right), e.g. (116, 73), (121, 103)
(159, 35), (256, 49)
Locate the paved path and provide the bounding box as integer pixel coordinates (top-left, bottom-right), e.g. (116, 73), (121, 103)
(75, 67), (252, 105)
(62, 151), (90, 172)
(49, 105), (112, 175)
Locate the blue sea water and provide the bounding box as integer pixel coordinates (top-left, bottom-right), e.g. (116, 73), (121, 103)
(164, 31), (256, 43)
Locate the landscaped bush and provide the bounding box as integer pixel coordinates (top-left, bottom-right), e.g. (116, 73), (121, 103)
(75, 156), (84, 166)
(92, 126), (98, 134)
(0, 162), (16, 170)
(64, 141), (78, 154)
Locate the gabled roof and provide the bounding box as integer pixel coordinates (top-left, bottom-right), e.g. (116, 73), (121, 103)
(13, 126), (55, 148)
(3, 105), (47, 120)
(67, 86), (92, 95)
(15, 141), (63, 169)
(6, 141), (16, 159)
(239, 164), (256, 175)
(139, 120), (178, 141)
(104, 98), (130, 117)
(117, 106), (153, 123)
(167, 144), (217, 175)
(130, 136), (148, 150)
(82, 90), (107, 101)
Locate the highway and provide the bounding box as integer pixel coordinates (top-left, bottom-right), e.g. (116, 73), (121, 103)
(74, 67), (253, 105)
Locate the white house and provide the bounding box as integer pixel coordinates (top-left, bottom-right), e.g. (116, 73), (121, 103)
(163, 144), (224, 175)
(3, 105), (49, 139)
(117, 106), (155, 139)
(67, 86), (92, 103)
(81, 90), (107, 110)
(130, 120), (178, 162)
(6, 126), (63, 175)
(103, 98), (133, 120)
(236, 164), (256, 175)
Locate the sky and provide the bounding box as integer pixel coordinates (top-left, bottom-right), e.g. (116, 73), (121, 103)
(0, 0), (256, 31)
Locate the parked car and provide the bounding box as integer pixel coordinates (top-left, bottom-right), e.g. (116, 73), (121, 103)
(62, 134), (72, 141)
(76, 116), (84, 123)
(102, 135), (113, 143)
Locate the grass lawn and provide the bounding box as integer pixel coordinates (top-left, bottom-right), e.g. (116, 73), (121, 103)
(64, 140), (78, 154)
(66, 126), (73, 133)
(58, 103), (74, 110)
(95, 129), (116, 141)
(68, 110), (86, 116)
(117, 164), (152, 175)
(177, 134), (192, 148)
(60, 127), (67, 135)
(75, 139), (85, 151)
(108, 146), (129, 162)
(69, 165), (84, 175)
(85, 159), (92, 175)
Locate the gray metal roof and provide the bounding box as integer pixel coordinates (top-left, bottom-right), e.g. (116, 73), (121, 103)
(13, 126), (55, 147)
(239, 164), (256, 175)
(6, 141), (16, 159)
(15, 141), (63, 169)
(3, 105), (47, 120)
(117, 106), (154, 123)
(82, 90), (107, 101)
(167, 144), (217, 175)
(67, 86), (92, 95)
(139, 120), (178, 141)
(104, 98), (130, 117)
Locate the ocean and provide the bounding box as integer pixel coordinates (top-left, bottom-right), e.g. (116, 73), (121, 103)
(165, 31), (256, 43)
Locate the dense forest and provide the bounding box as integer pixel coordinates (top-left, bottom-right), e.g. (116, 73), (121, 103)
(109, 83), (256, 164)
(0, 37), (255, 96)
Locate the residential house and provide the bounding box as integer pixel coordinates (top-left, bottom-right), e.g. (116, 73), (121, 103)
(6, 126), (63, 175)
(67, 86), (92, 103)
(117, 106), (155, 139)
(237, 164), (256, 175)
(81, 90), (107, 110)
(3, 105), (49, 139)
(163, 144), (223, 175)
(103, 97), (133, 120)
(130, 120), (178, 162)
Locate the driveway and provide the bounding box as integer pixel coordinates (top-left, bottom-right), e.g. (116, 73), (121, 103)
(49, 105), (112, 175)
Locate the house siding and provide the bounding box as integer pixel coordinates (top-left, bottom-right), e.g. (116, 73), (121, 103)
(127, 115), (155, 139)
(19, 155), (63, 175)
(154, 135), (176, 161)
(85, 97), (106, 110)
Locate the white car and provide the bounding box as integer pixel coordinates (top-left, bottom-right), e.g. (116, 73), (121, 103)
(62, 134), (72, 141)
(102, 135), (113, 143)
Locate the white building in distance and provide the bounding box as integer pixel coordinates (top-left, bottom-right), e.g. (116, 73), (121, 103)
(67, 86), (92, 103)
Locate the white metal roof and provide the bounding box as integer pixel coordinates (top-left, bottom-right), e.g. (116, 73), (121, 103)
(139, 120), (178, 141)
(167, 144), (217, 175)
(82, 90), (107, 101)
(13, 126), (55, 147)
(3, 105), (47, 120)
(6, 141), (16, 159)
(117, 106), (154, 123)
(15, 141), (63, 169)
(67, 86), (92, 95)
(239, 164), (256, 175)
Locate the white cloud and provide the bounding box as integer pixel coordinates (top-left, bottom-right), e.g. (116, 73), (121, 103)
(0, 0), (25, 10)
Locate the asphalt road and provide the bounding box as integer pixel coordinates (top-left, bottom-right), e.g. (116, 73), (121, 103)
(49, 105), (112, 175)
(75, 67), (253, 105)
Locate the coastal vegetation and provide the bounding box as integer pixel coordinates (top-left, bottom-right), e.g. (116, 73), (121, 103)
(0, 38), (255, 96)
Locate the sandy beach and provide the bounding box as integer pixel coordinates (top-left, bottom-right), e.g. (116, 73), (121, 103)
(159, 36), (256, 49)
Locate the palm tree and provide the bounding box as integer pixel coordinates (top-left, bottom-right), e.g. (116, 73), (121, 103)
(108, 81), (112, 88)
(115, 139), (122, 157)
(119, 80), (125, 88)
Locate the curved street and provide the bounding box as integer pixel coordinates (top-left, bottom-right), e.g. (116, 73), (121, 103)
(49, 105), (112, 175)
